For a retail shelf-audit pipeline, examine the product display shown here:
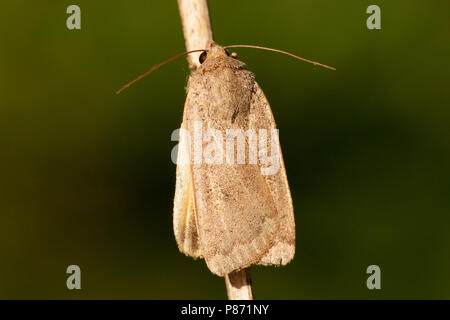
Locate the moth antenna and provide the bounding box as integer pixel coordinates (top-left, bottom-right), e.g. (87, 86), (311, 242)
(224, 45), (336, 71)
(116, 49), (206, 94)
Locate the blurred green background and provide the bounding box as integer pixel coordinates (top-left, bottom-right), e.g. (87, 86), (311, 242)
(0, 0), (449, 299)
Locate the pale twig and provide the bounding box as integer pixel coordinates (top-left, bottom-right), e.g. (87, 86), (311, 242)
(177, 0), (213, 70)
(225, 269), (254, 300)
(177, 0), (254, 300)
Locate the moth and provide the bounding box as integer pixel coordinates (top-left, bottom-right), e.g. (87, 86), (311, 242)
(117, 40), (334, 277)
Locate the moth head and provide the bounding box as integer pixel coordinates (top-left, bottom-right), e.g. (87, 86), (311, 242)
(199, 40), (234, 64)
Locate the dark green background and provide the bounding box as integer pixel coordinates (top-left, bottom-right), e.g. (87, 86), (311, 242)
(1, 1), (449, 299)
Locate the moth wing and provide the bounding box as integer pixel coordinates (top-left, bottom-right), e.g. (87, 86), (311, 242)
(184, 66), (280, 276)
(191, 160), (279, 276)
(250, 82), (296, 266)
(173, 123), (203, 258)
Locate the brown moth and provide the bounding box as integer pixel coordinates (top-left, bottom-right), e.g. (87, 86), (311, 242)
(117, 40), (334, 277)
(173, 40), (295, 276)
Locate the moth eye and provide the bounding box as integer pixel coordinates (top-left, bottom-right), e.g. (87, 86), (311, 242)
(199, 51), (208, 64)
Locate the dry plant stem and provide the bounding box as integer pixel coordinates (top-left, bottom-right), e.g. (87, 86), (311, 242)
(177, 0), (213, 69)
(177, 0), (253, 300)
(225, 269), (254, 300)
